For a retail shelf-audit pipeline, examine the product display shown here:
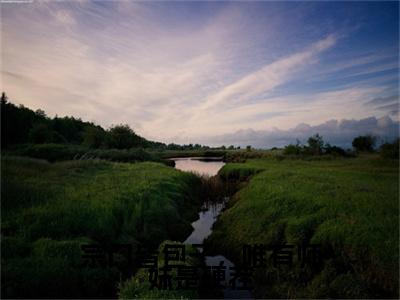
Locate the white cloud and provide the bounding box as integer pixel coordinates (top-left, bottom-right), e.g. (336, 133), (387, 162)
(194, 115), (399, 149)
(198, 35), (337, 111)
(1, 2), (398, 146)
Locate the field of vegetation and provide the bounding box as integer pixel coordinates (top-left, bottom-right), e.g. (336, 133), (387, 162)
(1, 156), (203, 298)
(206, 154), (399, 298)
(2, 94), (398, 298)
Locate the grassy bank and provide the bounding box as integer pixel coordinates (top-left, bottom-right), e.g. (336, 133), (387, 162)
(4, 143), (282, 165)
(5, 143), (175, 166)
(206, 154), (399, 298)
(2, 156), (203, 298)
(155, 149), (227, 159)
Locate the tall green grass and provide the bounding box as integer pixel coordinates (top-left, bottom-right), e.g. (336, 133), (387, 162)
(206, 154), (399, 298)
(2, 156), (202, 298)
(5, 143), (174, 165)
(118, 241), (201, 299)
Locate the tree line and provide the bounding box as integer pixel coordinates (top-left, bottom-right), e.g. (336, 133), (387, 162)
(284, 133), (399, 158)
(0, 93), (211, 151)
(1, 92), (398, 158)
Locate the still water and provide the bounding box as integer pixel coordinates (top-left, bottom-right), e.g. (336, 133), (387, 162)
(172, 157), (226, 244)
(171, 157), (252, 298)
(173, 157), (224, 177)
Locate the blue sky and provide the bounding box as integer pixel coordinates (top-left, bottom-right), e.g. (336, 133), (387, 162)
(2, 1), (399, 147)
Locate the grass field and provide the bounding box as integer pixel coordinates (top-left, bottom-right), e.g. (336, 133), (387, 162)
(206, 154), (399, 298)
(1, 156), (203, 298)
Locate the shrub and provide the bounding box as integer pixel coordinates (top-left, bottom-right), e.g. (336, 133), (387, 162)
(284, 144), (302, 155)
(324, 144), (346, 156)
(14, 144), (86, 162)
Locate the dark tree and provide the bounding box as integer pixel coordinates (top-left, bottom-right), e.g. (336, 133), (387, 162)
(307, 133), (324, 155)
(1, 93), (48, 147)
(28, 123), (65, 144)
(52, 116), (86, 144)
(1, 92), (8, 104)
(379, 138), (399, 159)
(83, 126), (106, 148)
(107, 124), (144, 149)
(352, 135), (376, 152)
(36, 109), (47, 119)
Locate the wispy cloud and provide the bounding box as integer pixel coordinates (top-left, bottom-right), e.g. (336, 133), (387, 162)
(198, 35), (337, 111)
(364, 95), (399, 116)
(365, 95), (399, 106)
(2, 1), (399, 145)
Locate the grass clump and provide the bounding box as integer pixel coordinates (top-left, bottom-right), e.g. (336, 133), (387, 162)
(218, 163), (264, 181)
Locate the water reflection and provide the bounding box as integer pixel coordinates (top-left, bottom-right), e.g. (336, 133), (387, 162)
(172, 157), (225, 243)
(173, 157), (225, 177)
(184, 201), (225, 244)
(171, 157), (252, 298)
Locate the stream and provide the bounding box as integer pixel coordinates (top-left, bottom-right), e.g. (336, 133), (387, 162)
(171, 157), (252, 299)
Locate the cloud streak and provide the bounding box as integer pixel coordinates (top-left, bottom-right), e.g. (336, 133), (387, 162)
(198, 35), (337, 111)
(2, 1), (399, 145)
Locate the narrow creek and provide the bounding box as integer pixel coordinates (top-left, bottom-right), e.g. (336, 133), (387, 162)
(171, 157), (252, 299)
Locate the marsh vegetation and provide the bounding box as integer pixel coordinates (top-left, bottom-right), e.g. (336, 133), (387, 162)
(2, 95), (399, 298)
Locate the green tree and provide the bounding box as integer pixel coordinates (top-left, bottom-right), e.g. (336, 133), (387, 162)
(1, 94), (48, 147)
(52, 116), (85, 144)
(352, 135), (376, 152)
(107, 124), (142, 149)
(83, 126), (106, 148)
(307, 133), (324, 155)
(28, 123), (65, 144)
(35, 109), (47, 119)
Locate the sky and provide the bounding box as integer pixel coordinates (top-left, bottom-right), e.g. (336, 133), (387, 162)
(2, 0), (399, 148)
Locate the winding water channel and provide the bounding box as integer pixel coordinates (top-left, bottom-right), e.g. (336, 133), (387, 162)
(171, 157), (252, 299)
